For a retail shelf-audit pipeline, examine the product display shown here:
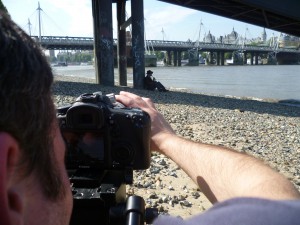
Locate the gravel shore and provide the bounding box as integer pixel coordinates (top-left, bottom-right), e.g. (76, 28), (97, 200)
(53, 75), (300, 218)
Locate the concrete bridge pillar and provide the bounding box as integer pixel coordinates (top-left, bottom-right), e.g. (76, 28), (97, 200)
(92, 0), (114, 85)
(217, 51), (220, 65)
(167, 51), (172, 65)
(188, 49), (199, 66)
(250, 52), (254, 65)
(173, 50), (178, 66)
(243, 52), (247, 65)
(178, 51), (182, 66)
(131, 0), (145, 88)
(49, 50), (55, 58)
(255, 52), (259, 65)
(209, 51), (214, 65)
(221, 52), (225, 65)
(117, 0), (127, 86)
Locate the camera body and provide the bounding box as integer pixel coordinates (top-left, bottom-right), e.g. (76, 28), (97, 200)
(57, 92), (151, 170)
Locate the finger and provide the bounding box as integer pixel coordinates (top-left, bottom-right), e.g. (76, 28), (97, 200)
(115, 94), (135, 107)
(118, 91), (151, 105)
(142, 97), (156, 109)
(116, 92), (147, 108)
(118, 91), (141, 100)
(115, 92), (158, 115)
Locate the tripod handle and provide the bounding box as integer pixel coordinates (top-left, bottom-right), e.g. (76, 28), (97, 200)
(125, 196), (145, 225)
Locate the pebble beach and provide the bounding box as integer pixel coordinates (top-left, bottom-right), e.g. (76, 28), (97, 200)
(53, 75), (300, 218)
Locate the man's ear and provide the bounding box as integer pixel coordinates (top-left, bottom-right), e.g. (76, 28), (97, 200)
(0, 132), (23, 225)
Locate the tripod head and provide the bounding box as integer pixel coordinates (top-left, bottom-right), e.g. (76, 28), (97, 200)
(69, 168), (158, 225)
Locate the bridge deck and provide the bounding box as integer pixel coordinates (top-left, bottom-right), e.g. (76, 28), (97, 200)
(35, 36), (300, 53)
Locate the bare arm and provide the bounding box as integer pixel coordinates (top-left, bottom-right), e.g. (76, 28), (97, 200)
(116, 91), (300, 203)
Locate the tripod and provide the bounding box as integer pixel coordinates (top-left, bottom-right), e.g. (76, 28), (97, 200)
(69, 169), (158, 225)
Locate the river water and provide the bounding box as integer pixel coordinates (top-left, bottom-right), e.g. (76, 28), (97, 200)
(52, 64), (300, 104)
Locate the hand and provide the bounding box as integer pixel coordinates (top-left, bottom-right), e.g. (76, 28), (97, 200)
(115, 91), (175, 153)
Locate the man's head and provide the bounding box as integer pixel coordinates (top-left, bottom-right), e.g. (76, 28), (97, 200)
(146, 70), (153, 76)
(0, 11), (72, 224)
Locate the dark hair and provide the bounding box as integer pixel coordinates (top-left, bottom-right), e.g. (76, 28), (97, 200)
(0, 11), (64, 200)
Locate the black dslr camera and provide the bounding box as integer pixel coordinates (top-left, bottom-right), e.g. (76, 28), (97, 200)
(57, 92), (151, 170)
(57, 92), (157, 225)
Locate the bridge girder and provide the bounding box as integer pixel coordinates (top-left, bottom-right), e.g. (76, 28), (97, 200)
(158, 0), (300, 37)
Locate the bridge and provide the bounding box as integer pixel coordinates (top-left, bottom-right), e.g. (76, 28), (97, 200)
(36, 35), (299, 54)
(36, 35), (300, 66)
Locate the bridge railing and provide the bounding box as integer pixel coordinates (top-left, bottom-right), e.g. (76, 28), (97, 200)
(41, 36), (94, 45)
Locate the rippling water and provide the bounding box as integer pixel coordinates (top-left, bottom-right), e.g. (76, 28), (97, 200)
(52, 64), (300, 103)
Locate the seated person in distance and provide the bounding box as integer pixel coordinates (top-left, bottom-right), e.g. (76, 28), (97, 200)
(144, 70), (168, 92)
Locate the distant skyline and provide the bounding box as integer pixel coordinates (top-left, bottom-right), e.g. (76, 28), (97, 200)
(3, 0), (281, 42)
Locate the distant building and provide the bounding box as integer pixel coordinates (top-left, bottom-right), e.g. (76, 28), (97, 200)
(202, 28), (243, 45)
(246, 28), (268, 45)
(49, 49), (55, 58)
(223, 28), (239, 44)
(198, 27), (299, 49)
(203, 31), (215, 43)
(278, 34), (300, 48)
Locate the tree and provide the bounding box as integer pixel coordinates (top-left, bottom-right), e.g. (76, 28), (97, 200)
(200, 52), (207, 59)
(224, 52), (233, 59)
(155, 51), (165, 61)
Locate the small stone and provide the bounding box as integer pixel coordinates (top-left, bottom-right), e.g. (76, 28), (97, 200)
(191, 191), (200, 199)
(148, 192), (157, 199)
(180, 200), (191, 207)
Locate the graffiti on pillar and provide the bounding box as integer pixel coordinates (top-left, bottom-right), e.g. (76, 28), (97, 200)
(120, 55), (127, 62)
(101, 38), (112, 51)
(132, 35), (141, 67)
(131, 19), (144, 68)
(134, 52), (141, 67)
(99, 37), (113, 78)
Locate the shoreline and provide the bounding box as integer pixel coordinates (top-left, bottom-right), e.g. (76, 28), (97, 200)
(53, 75), (300, 218)
(53, 74), (300, 107)
(52, 64), (300, 103)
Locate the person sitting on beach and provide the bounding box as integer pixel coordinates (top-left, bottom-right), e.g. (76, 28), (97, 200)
(144, 70), (168, 92)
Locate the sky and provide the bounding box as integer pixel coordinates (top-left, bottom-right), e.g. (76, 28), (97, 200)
(3, 0), (280, 42)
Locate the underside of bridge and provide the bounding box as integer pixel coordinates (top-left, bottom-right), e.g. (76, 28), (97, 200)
(158, 0), (300, 37)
